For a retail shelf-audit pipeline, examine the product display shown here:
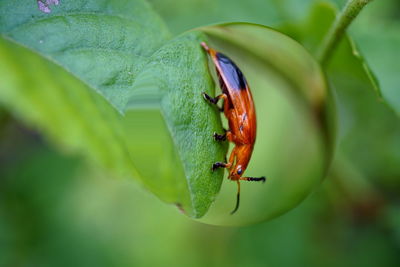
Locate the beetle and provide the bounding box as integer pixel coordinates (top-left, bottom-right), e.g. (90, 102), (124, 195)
(201, 42), (266, 214)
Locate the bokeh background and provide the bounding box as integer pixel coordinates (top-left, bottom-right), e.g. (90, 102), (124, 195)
(1, 0), (400, 266)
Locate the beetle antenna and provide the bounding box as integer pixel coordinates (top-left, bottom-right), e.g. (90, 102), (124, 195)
(245, 176), (266, 183)
(200, 42), (210, 52)
(231, 181), (241, 215)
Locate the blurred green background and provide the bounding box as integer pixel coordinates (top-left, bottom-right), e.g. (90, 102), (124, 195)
(1, 0), (400, 266)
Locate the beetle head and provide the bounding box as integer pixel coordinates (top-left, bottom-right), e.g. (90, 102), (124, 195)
(229, 164), (244, 180)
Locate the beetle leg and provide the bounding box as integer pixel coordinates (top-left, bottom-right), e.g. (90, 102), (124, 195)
(213, 128), (229, 142)
(202, 92), (220, 105)
(211, 162), (231, 171)
(211, 146), (236, 171)
(240, 176), (266, 183)
(219, 93), (229, 112)
(229, 146), (238, 166)
(202, 92), (228, 107)
(213, 132), (226, 141)
(220, 94), (230, 114)
(226, 131), (234, 142)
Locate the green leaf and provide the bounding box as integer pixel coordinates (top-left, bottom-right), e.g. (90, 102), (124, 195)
(280, 1), (399, 114)
(281, 2), (378, 93)
(148, 0), (316, 34)
(280, 2), (400, 190)
(0, 0), (170, 112)
(351, 23), (400, 115)
(0, 0), (227, 218)
(313, 3), (400, 186)
(0, 36), (139, 180)
(0, 1), (338, 223)
(124, 32), (228, 217)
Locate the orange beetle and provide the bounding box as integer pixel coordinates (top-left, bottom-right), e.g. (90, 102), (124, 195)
(201, 42), (266, 214)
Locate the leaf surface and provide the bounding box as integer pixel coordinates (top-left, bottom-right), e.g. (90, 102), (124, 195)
(0, 0), (227, 218)
(280, 2), (400, 188)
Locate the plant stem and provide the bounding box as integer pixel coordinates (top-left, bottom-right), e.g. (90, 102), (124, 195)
(316, 0), (374, 66)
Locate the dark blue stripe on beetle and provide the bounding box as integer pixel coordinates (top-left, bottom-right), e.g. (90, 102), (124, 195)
(216, 52), (247, 90)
